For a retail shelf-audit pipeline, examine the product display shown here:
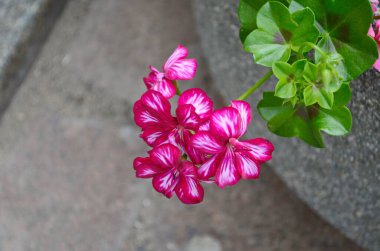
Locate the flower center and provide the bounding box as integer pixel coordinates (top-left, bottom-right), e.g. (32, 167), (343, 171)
(228, 138), (238, 150)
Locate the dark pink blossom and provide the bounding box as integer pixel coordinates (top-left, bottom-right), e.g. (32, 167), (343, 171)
(133, 88), (213, 163)
(133, 144), (204, 204)
(133, 90), (177, 147)
(191, 100), (274, 188)
(143, 45), (197, 99)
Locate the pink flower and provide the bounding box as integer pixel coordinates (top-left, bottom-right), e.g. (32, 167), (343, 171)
(369, 20), (380, 71)
(143, 45), (197, 99)
(133, 90), (177, 147)
(133, 88), (213, 163)
(133, 144), (204, 204)
(191, 101), (274, 188)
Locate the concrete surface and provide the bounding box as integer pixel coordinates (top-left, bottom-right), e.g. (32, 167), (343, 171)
(191, 0), (380, 250)
(0, 0), (67, 116)
(0, 0), (366, 250)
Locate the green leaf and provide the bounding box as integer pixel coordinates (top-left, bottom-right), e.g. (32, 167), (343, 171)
(302, 61), (318, 83)
(258, 91), (352, 147)
(258, 92), (324, 147)
(258, 92), (291, 121)
(290, 8), (320, 51)
(275, 79), (297, 98)
(238, 0), (290, 42)
(244, 2), (319, 67)
(289, 0), (378, 80)
(273, 59), (306, 98)
(303, 85), (334, 109)
(244, 30), (291, 66)
(333, 83), (351, 106)
(313, 106), (352, 136)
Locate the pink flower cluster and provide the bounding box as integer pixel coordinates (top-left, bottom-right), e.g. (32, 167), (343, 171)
(133, 45), (274, 204)
(370, 0), (380, 71)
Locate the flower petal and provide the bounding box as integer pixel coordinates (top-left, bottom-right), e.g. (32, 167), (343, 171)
(176, 162), (205, 207)
(178, 160), (197, 176)
(152, 169), (178, 198)
(163, 44), (188, 72)
(369, 26), (375, 38)
(230, 100), (252, 136)
(140, 126), (171, 147)
(133, 100), (159, 127)
(175, 176), (204, 204)
(376, 20), (380, 31)
(134, 90), (176, 129)
(176, 104), (200, 130)
(232, 138), (274, 163)
(151, 78), (176, 99)
(198, 121), (210, 131)
(235, 153), (260, 179)
(374, 56), (380, 71)
(149, 143), (182, 169)
(182, 130), (206, 165)
(178, 88), (213, 121)
(371, 0), (378, 12)
(133, 157), (164, 178)
(133, 156), (149, 167)
(168, 128), (182, 148)
(143, 68), (162, 89)
(141, 90), (172, 116)
(198, 154), (219, 179)
(191, 131), (225, 154)
(215, 148), (241, 188)
(165, 59), (197, 80)
(210, 107), (243, 140)
(163, 45), (197, 80)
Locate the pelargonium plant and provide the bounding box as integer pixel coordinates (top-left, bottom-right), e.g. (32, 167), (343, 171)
(133, 0), (379, 204)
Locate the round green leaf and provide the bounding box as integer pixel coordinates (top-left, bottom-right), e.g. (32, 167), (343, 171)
(289, 0), (378, 80)
(313, 106), (352, 136)
(238, 0), (290, 42)
(244, 30), (292, 66)
(244, 2), (319, 67)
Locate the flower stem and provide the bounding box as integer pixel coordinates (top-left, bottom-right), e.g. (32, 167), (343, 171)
(237, 70), (273, 100)
(174, 80), (181, 96)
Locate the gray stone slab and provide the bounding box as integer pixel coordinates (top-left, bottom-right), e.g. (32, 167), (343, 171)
(0, 0), (67, 116)
(0, 0), (366, 250)
(191, 0), (380, 250)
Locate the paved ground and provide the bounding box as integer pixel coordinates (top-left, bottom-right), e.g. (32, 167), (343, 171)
(0, 0), (364, 251)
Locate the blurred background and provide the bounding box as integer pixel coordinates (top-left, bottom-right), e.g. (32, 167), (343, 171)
(0, 0), (376, 250)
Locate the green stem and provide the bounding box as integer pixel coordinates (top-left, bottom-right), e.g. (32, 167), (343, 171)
(237, 70), (273, 100)
(174, 80), (181, 96)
